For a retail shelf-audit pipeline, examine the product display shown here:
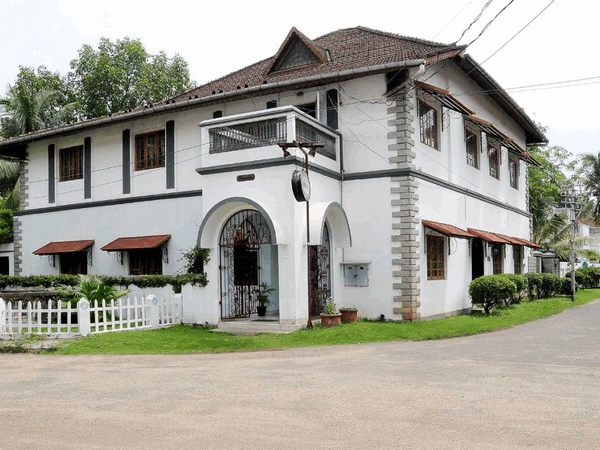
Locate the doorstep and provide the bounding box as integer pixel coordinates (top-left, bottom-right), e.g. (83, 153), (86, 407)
(213, 316), (308, 334)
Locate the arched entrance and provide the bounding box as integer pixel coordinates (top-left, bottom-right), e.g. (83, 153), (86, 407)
(309, 223), (331, 317)
(219, 209), (274, 319)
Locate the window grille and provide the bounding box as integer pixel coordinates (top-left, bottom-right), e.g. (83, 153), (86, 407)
(419, 101), (438, 149)
(466, 129), (479, 168)
(427, 235), (445, 280)
(59, 145), (83, 181)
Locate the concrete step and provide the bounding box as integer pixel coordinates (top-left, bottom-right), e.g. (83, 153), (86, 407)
(214, 319), (305, 334)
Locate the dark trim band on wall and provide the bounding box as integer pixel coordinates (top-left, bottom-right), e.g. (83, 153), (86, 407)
(166, 120), (175, 189)
(195, 156), (342, 180)
(122, 129), (130, 194)
(344, 168), (531, 218)
(15, 189), (203, 217)
(48, 144), (55, 204)
(84, 137), (91, 199)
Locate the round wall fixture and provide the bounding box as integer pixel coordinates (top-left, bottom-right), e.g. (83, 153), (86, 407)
(291, 169), (311, 202)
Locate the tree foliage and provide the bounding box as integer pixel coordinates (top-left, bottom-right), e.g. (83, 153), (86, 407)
(68, 37), (194, 119)
(528, 143), (576, 241)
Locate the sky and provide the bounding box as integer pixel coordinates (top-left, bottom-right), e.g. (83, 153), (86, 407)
(1, 0), (598, 157)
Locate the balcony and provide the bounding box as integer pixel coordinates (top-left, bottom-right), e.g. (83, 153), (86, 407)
(198, 106), (341, 173)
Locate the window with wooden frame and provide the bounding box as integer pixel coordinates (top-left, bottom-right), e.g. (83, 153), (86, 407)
(60, 252), (88, 275)
(419, 100), (438, 149)
(427, 234), (445, 280)
(465, 128), (479, 168)
(513, 245), (522, 274)
(492, 243), (503, 274)
(135, 130), (165, 171)
(509, 156), (519, 189)
(488, 139), (500, 179)
(59, 145), (83, 181)
(129, 248), (163, 275)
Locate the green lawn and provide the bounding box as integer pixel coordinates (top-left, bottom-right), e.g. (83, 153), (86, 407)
(44, 290), (599, 355)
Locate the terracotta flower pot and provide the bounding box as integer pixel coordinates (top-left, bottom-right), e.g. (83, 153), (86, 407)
(320, 313), (342, 328)
(340, 309), (358, 323)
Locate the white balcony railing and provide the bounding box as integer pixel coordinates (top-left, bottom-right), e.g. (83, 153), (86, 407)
(200, 106), (339, 161)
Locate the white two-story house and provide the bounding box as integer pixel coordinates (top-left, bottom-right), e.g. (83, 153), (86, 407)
(0, 27), (545, 329)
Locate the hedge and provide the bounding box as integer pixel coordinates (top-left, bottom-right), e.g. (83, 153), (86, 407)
(0, 273), (208, 293)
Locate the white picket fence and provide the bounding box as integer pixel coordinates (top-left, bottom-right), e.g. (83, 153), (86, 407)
(0, 294), (182, 338)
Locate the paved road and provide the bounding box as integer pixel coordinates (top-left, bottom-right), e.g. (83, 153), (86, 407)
(2, 301), (599, 450)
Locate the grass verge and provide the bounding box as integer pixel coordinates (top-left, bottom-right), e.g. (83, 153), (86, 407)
(48, 290), (599, 355)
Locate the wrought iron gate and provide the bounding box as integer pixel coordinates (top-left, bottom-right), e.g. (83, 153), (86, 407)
(219, 210), (272, 319)
(309, 224), (331, 317)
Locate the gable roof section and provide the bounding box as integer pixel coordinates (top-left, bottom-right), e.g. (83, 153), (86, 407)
(267, 27), (327, 73)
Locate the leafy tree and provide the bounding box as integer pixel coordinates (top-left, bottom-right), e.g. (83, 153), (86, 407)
(528, 143), (577, 240)
(580, 151), (600, 223)
(68, 37), (194, 119)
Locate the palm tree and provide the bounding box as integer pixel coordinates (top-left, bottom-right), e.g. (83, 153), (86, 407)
(536, 209), (600, 261)
(0, 81), (60, 138)
(0, 159), (20, 210)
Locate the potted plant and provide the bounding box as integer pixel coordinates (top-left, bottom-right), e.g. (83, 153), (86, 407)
(339, 306), (358, 323)
(255, 282), (276, 317)
(320, 297), (341, 328)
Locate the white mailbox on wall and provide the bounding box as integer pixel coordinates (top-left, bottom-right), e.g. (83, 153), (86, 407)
(342, 262), (369, 287)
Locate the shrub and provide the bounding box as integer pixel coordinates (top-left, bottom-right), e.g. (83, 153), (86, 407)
(539, 273), (560, 298)
(558, 277), (577, 296)
(524, 272), (544, 299)
(567, 267), (600, 289)
(499, 274), (527, 305)
(469, 275), (517, 314)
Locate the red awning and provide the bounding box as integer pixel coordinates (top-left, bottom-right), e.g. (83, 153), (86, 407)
(509, 236), (541, 249)
(415, 81), (475, 116)
(101, 235), (171, 251)
(467, 228), (514, 244)
(422, 220), (474, 239)
(33, 240), (94, 255)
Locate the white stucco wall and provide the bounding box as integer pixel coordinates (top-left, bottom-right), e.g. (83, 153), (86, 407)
(19, 195), (203, 276)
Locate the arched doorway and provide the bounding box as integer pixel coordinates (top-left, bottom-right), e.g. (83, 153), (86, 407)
(309, 223), (331, 317)
(219, 209), (274, 319)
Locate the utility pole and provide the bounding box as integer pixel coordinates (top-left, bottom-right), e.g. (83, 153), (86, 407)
(278, 140), (324, 329)
(563, 187), (582, 302)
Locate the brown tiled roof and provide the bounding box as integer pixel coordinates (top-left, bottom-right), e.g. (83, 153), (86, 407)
(169, 26), (463, 103)
(101, 235), (171, 251)
(33, 240), (94, 255)
(422, 220), (474, 239)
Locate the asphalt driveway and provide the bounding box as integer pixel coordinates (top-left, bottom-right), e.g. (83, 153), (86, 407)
(1, 301), (599, 450)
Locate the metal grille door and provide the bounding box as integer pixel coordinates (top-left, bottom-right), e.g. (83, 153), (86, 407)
(219, 210), (272, 319)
